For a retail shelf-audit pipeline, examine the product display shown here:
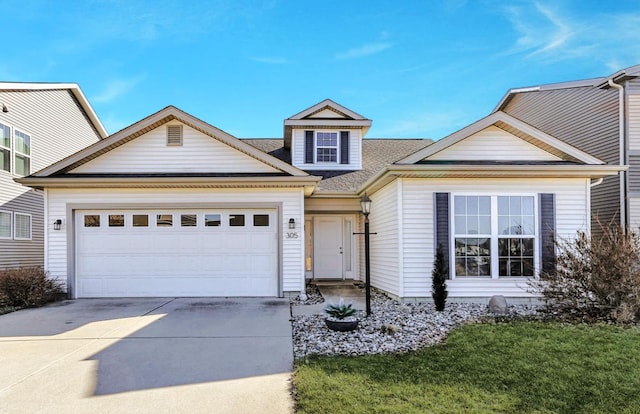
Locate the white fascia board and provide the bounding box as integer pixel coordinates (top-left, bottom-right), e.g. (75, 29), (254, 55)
(286, 99), (370, 121)
(16, 175), (322, 189)
(358, 164), (626, 196)
(0, 82), (108, 138)
(284, 119), (372, 128)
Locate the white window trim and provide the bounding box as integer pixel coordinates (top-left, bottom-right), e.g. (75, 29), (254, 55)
(450, 193), (538, 280)
(13, 128), (31, 176)
(0, 122), (10, 174)
(314, 131), (340, 164)
(0, 210), (12, 239)
(13, 212), (32, 241)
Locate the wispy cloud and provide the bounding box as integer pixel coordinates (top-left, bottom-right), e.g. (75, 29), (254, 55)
(501, 1), (640, 68)
(250, 57), (290, 64)
(93, 75), (145, 103)
(374, 109), (466, 139)
(335, 41), (393, 60)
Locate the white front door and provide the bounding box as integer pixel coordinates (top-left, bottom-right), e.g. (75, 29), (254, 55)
(313, 216), (343, 279)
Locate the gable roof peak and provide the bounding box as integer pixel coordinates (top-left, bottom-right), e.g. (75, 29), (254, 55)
(397, 111), (604, 166)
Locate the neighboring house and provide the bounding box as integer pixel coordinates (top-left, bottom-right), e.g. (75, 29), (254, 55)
(494, 64), (640, 232)
(0, 83), (107, 269)
(17, 100), (621, 301)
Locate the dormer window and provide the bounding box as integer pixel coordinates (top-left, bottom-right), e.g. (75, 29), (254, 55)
(316, 132), (338, 162)
(304, 130), (350, 165)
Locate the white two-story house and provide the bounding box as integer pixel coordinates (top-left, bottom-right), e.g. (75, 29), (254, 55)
(1, 83), (107, 269)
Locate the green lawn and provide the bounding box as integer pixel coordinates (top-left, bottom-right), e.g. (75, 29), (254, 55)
(294, 322), (640, 414)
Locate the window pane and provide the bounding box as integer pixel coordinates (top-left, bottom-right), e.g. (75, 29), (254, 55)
(14, 131), (30, 155)
(478, 215), (491, 234)
(455, 215), (466, 234)
(316, 148), (337, 162)
(0, 211), (11, 237)
(205, 214), (221, 227)
(466, 216), (478, 234)
(467, 196), (478, 214)
(253, 214), (269, 227)
(181, 214), (197, 227)
(15, 214), (31, 239)
(133, 215), (148, 227)
(15, 154), (30, 176)
(479, 197), (491, 215)
(84, 215), (100, 227)
(455, 237), (490, 277)
(510, 196), (521, 214)
(498, 216), (510, 235)
(109, 215), (124, 227)
(0, 123), (10, 148)
(454, 196), (466, 214)
(523, 197), (534, 215)
(498, 196), (509, 215)
(229, 214), (245, 227)
(498, 236), (535, 277)
(0, 149), (9, 172)
(157, 214), (173, 227)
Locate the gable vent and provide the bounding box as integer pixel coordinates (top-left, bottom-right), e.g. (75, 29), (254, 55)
(167, 125), (183, 146)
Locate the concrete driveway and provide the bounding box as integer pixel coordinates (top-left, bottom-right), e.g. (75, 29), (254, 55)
(0, 298), (294, 414)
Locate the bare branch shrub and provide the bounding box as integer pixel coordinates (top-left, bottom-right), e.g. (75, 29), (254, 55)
(532, 221), (640, 322)
(0, 267), (64, 308)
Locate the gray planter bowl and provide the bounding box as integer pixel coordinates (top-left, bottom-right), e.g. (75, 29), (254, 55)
(325, 318), (359, 332)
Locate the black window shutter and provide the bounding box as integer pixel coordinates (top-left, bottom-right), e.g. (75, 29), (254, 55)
(340, 131), (349, 164)
(434, 192), (451, 279)
(539, 193), (556, 276)
(304, 131), (314, 164)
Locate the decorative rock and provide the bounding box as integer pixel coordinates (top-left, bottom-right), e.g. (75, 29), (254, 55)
(381, 324), (400, 334)
(488, 295), (508, 314)
(291, 289), (540, 359)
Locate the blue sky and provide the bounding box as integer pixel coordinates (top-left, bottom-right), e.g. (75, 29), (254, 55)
(3, 0), (640, 140)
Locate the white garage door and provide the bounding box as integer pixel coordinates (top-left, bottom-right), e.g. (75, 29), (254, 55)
(75, 209), (278, 298)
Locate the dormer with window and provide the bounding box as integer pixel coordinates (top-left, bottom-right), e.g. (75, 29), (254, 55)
(284, 99), (372, 171)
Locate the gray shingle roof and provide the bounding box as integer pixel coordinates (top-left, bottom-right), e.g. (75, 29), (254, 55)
(242, 138), (433, 192)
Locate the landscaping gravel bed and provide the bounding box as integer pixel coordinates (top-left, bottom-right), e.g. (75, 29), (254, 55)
(292, 291), (540, 359)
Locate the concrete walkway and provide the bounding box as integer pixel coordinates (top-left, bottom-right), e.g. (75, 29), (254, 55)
(292, 282), (366, 316)
(0, 298), (294, 414)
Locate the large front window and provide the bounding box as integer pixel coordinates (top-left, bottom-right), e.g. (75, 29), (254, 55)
(0, 122), (32, 176)
(454, 195), (536, 278)
(316, 132), (338, 163)
(14, 130), (31, 176)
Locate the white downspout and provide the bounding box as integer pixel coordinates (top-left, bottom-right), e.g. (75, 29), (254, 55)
(608, 79), (626, 229)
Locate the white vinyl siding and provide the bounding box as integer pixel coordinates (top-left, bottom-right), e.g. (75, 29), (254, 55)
(70, 121), (280, 174)
(428, 126), (562, 161)
(398, 177), (589, 298)
(45, 187), (305, 295)
(368, 180), (401, 296)
(628, 197), (640, 232)
(629, 95), (640, 151)
(291, 128), (362, 170)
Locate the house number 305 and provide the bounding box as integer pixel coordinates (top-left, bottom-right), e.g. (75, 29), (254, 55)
(286, 232), (299, 239)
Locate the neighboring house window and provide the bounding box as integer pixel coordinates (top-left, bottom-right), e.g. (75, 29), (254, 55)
(14, 130), (31, 176)
(453, 195), (536, 278)
(316, 132), (338, 162)
(14, 213), (32, 240)
(0, 122), (32, 176)
(0, 123), (10, 172)
(0, 210), (11, 239)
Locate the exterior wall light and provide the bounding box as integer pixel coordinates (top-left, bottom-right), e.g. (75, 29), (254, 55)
(289, 218), (296, 229)
(53, 219), (62, 231)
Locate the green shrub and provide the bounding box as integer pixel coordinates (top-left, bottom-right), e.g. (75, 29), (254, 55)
(533, 222), (640, 323)
(431, 244), (448, 311)
(0, 267), (64, 308)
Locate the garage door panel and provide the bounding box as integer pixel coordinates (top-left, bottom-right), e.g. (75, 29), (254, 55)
(75, 209), (278, 297)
